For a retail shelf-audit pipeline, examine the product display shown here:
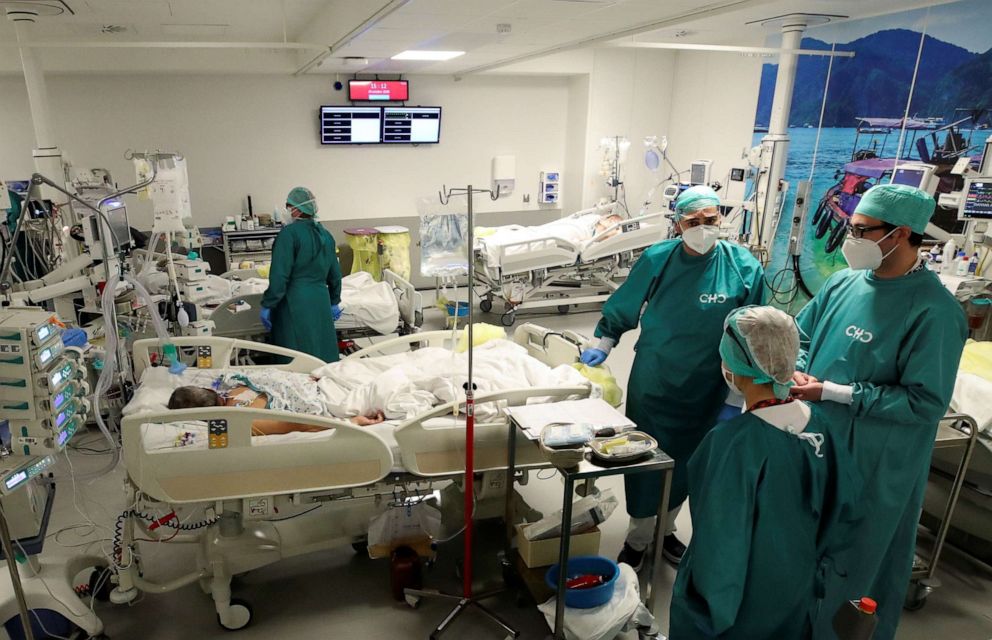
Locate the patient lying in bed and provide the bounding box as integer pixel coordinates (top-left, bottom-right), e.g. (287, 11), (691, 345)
(167, 385), (385, 434)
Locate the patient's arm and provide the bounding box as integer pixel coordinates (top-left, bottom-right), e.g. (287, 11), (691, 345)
(250, 411), (386, 435)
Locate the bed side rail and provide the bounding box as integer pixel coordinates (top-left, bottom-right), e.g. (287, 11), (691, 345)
(133, 336), (323, 377)
(382, 269), (423, 330)
(512, 323), (586, 367)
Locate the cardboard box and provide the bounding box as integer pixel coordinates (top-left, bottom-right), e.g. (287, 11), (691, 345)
(515, 524), (602, 569)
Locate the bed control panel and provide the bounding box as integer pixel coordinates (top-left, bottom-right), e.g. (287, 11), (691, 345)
(208, 419), (229, 449)
(197, 346), (213, 369)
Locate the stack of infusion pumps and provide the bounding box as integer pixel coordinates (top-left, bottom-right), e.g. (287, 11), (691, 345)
(0, 308), (89, 459)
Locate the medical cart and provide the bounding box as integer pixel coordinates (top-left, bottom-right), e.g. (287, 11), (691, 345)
(503, 417), (675, 640)
(905, 413), (979, 611)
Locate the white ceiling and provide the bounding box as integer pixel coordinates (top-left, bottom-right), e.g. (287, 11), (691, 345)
(0, 0), (965, 75)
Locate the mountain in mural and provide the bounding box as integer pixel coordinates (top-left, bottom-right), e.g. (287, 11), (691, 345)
(755, 29), (982, 127)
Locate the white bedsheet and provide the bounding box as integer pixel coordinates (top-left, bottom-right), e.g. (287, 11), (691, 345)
(311, 339), (592, 421)
(951, 372), (992, 435)
(475, 213), (602, 268)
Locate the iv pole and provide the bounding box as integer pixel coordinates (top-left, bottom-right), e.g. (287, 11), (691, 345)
(404, 183), (515, 639)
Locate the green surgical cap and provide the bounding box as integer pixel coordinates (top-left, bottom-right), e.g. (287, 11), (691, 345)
(287, 186), (318, 217)
(853, 184), (935, 234)
(673, 185), (720, 220)
(719, 305), (799, 400)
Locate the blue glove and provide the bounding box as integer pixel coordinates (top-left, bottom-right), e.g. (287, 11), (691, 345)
(580, 348), (608, 366)
(331, 304), (342, 321)
(260, 307), (272, 331)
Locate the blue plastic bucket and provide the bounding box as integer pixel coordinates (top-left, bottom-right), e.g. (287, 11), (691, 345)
(545, 555), (620, 609)
(445, 302), (469, 317)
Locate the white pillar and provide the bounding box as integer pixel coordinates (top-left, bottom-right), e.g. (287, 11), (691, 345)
(10, 12), (80, 260)
(754, 17), (807, 261)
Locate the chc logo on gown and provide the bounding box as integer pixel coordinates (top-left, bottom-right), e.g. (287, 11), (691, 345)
(699, 293), (728, 304)
(845, 325), (874, 343)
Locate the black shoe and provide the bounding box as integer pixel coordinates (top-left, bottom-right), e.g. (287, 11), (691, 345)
(662, 534), (686, 565)
(617, 543), (646, 572)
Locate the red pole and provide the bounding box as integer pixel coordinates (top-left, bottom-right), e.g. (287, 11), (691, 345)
(463, 393), (475, 597)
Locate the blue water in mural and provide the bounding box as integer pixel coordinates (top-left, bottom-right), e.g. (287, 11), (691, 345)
(752, 126), (992, 297)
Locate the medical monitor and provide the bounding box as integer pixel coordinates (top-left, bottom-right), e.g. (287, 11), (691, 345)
(319, 106), (383, 144)
(381, 107), (442, 144)
(891, 163), (937, 194)
(959, 176), (992, 221)
(349, 80), (409, 102)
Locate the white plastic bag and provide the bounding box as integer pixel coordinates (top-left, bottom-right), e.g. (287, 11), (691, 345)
(538, 563), (655, 640)
(522, 489), (618, 542)
(367, 500), (442, 559)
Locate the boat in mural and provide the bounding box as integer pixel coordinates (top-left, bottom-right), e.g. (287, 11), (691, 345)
(811, 109), (989, 253)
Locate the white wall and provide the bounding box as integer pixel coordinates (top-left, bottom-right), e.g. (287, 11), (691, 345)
(0, 73), (569, 228)
(573, 48), (678, 216)
(666, 50), (764, 199)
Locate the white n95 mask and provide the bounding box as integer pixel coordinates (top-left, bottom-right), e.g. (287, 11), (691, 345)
(721, 364), (743, 397)
(841, 227), (898, 271)
(682, 225), (720, 254)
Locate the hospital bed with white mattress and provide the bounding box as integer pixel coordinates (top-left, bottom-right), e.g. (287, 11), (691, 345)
(112, 324), (592, 629)
(472, 204), (665, 325)
(202, 268), (423, 341)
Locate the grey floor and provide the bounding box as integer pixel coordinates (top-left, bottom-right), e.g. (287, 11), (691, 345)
(32, 303), (992, 639)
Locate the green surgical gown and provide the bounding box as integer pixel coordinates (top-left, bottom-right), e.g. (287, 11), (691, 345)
(796, 267), (967, 640)
(594, 239), (764, 518)
(669, 406), (860, 639)
(261, 218), (343, 363)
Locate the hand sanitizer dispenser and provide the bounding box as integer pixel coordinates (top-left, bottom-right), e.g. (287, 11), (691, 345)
(492, 155), (515, 196)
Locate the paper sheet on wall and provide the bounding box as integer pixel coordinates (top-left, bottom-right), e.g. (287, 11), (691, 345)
(506, 398), (635, 440)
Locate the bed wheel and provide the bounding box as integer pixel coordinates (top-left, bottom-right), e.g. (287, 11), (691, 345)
(352, 540), (368, 554)
(500, 312), (516, 327)
(218, 598), (253, 631)
(480, 299), (493, 313)
(405, 593), (421, 609)
(557, 304), (570, 315)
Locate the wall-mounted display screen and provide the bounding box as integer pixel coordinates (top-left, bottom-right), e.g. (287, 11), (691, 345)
(319, 106), (383, 145)
(382, 107), (442, 144)
(318, 106), (442, 145)
(349, 80), (409, 102)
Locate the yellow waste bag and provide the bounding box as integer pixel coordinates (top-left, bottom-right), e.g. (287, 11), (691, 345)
(455, 323), (507, 353)
(959, 339), (992, 382)
(571, 363), (623, 407)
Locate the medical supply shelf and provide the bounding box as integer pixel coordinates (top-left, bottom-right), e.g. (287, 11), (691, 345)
(222, 228), (281, 271)
(906, 413), (978, 611)
(504, 418), (675, 640)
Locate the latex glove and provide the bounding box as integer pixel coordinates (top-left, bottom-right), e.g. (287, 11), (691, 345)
(331, 304), (342, 321)
(260, 307), (272, 331)
(580, 348), (608, 366)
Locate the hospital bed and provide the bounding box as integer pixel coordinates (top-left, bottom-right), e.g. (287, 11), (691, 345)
(473, 205), (665, 326)
(196, 268), (422, 341)
(112, 325), (592, 629)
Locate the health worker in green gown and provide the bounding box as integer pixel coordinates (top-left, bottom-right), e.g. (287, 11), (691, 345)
(579, 185), (765, 568)
(670, 306), (858, 640)
(260, 187), (343, 363)
(790, 184), (967, 640)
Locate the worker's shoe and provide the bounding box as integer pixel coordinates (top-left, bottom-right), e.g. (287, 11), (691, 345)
(662, 534), (686, 565)
(617, 543), (646, 572)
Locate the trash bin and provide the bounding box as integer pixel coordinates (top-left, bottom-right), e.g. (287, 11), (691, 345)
(375, 225), (411, 281)
(344, 227), (381, 280)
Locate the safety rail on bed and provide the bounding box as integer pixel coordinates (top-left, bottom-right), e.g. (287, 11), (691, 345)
(344, 323), (585, 369)
(580, 212), (664, 263)
(132, 336), (323, 378)
(121, 407), (394, 504)
(395, 385), (590, 477)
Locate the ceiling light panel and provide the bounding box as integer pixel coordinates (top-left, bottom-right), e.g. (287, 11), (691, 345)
(391, 49), (466, 60)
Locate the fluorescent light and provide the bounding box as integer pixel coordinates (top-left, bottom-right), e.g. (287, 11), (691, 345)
(391, 50), (465, 61)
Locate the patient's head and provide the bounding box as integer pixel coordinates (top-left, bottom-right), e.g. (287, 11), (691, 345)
(168, 386), (222, 410)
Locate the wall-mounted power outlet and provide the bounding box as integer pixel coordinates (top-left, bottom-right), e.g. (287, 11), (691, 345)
(523, 194), (530, 203)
